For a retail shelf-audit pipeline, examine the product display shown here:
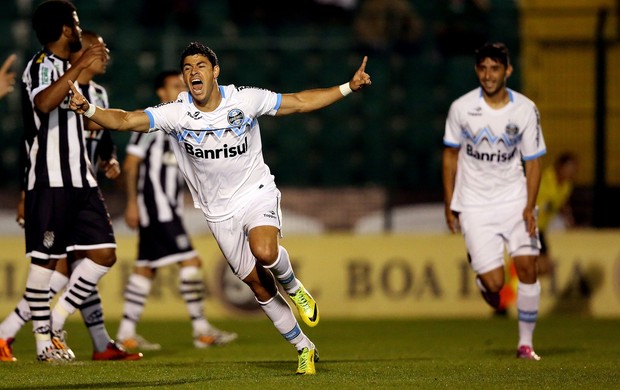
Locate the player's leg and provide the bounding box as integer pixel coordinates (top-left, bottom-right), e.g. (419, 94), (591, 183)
(249, 226), (319, 327)
(209, 211), (317, 375)
(536, 230), (553, 276)
(177, 257), (238, 348)
(508, 207), (542, 360)
(23, 188), (72, 361)
(116, 265), (160, 350)
(475, 265), (505, 310)
(459, 210), (506, 310)
(243, 264), (317, 375)
(512, 254), (541, 360)
(63, 255), (141, 361)
(50, 188), (116, 352)
(0, 262), (68, 350)
(246, 191), (319, 327)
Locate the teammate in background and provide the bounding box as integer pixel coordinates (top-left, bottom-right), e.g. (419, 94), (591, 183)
(536, 152), (578, 276)
(442, 42), (545, 360)
(0, 53), (17, 99)
(0, 27), (141, 362)
(19, 0), (119, 362)
(116, 70), (237, 351)
(67, 41), (371, 375)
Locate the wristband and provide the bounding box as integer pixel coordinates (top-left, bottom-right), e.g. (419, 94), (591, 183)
(83, 103), (96, 118)
(339, 82), (353, 96)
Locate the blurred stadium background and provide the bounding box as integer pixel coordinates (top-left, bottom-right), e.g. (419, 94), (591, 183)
(0, 0), (619, 321)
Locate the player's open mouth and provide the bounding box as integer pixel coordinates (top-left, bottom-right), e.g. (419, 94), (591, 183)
(191, 78), (203, 93)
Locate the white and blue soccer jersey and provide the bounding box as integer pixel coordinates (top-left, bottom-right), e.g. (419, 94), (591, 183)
(443, 87), (546, 211)
(144, 85), (281, 221)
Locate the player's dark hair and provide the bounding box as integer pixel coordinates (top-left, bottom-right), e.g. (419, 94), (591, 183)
(32, 0), (77, 45)
(179, 42), (218, 69)
(154, 70), (182, 92)
(475, 42), (510, 67)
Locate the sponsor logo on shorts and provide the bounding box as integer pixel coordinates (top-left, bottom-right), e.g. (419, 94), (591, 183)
(43, 231), (55, 249)
(263, 210), (277, 219)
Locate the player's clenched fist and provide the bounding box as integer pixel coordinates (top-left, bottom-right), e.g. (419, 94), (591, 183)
(67, 80), (90, 115)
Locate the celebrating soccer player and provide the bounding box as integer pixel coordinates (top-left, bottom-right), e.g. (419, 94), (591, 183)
(67, 41), (371, 374)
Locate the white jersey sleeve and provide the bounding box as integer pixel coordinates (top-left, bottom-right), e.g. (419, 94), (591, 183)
(518, 103), (546, 160)
(443, 101), (463, 148)
(235, 86), (282, 117)
(27, 58), (58, 101)
(144, 100), (185, 133)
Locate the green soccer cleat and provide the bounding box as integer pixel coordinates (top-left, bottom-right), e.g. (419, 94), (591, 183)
(296, 346), (316, 375)
(289, 283), (319, 327)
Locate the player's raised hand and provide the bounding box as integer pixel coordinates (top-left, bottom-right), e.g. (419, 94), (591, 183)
(0, 53), (17, 99)
(350, 56), (371, 91)
(73, 42), (107, 71)
(67, 80), (90, 115)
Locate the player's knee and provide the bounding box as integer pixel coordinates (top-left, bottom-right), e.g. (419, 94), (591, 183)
(478, 276), (504, 293)
(252, 244), (279, 266)
(90, 248), (117, 267)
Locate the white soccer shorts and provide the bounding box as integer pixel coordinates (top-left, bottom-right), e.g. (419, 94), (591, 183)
(207, 188), (282, 280)
(458, 200), (540, 275)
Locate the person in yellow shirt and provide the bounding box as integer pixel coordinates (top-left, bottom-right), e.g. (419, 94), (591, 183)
(536, 152), (578, 275)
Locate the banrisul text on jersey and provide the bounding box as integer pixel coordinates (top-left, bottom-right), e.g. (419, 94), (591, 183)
(184, 137), (248, 159)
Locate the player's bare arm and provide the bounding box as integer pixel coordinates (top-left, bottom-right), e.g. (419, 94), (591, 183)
(276, 56), (371, 116)
(67, 80), (150, 132)
(123, 154), (142, 229)
(523, 157), (542, 237)
(34, 43), (107, 113)
(442, 146), (460, 233)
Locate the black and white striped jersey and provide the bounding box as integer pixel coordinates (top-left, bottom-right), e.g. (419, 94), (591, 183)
(127, 131), (185, 227)
(21, 49), (97, 189)
(80, 81), (116, 174)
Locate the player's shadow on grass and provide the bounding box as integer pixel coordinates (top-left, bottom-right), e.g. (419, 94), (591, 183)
(13, 378), (207, 390)
(488, 346), (581, 357)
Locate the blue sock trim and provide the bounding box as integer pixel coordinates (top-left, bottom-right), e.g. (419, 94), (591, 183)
(279, 273), (295, 285)
(282, 324), (301, 341)
(518, 309), (538, 323)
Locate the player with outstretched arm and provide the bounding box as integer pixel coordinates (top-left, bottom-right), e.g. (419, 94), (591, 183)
(67, 41), (371, 374)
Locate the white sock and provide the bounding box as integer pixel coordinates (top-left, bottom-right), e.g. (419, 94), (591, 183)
(117, 274), (152, 340)
(258, 293), (311, 351)
(179, 266), (210, 335)
(25, 263), (54, 352)
(517, 280), (541, 348)
(0, 269), (69, 342)
(264, 246), (300, 294)
(49, 271), (69, 297)
(52, 258), (110, 332)
(0, 298), (30, 339)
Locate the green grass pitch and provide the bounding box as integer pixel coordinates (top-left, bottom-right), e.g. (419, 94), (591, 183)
(1, 317), (618, 389)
